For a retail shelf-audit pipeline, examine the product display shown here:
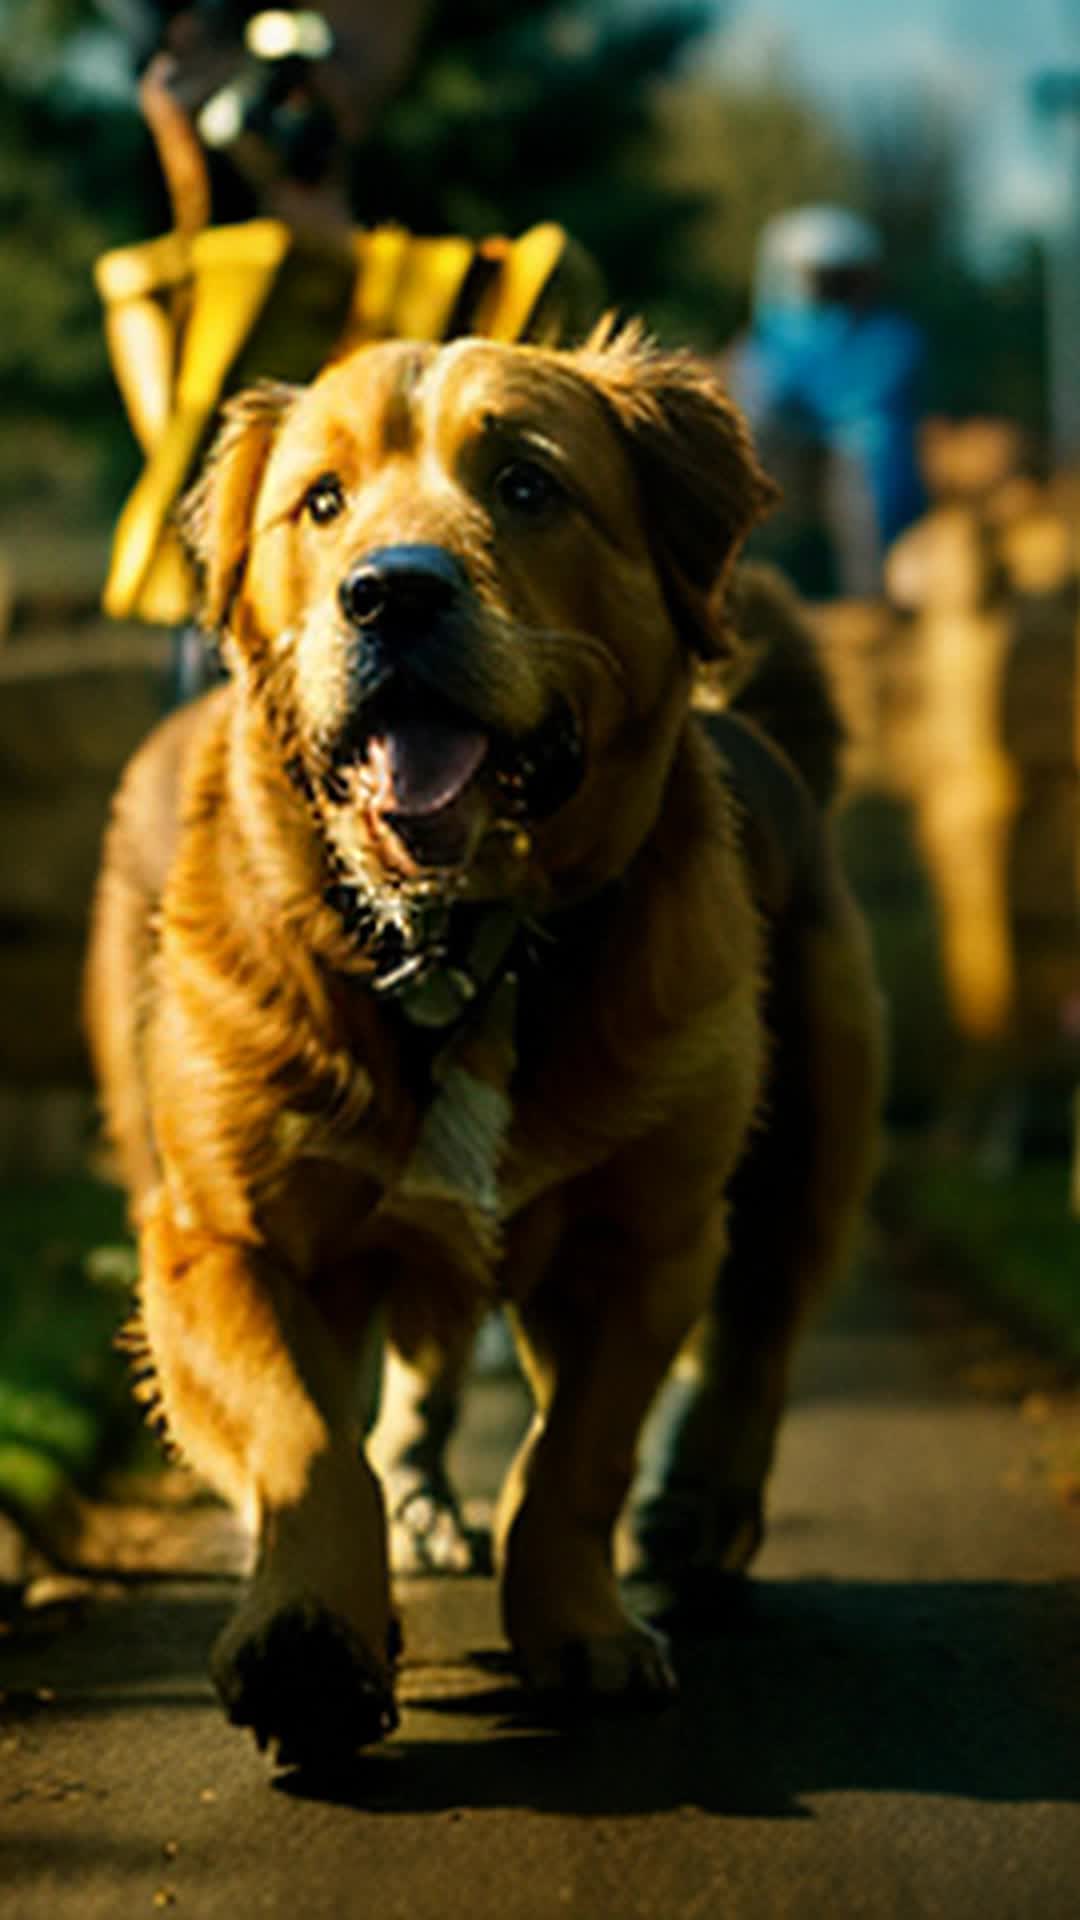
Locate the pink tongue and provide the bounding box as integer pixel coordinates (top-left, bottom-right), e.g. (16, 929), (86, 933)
(379, 720), (489, 816)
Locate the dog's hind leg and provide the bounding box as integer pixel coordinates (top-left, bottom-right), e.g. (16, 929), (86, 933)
(629, 906), (883, 1605)
(137, 1197), (397, 1765)
(367, 1335), (493, 1574)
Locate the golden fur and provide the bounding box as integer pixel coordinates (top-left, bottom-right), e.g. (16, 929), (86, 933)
(85, 327), (882, 1765)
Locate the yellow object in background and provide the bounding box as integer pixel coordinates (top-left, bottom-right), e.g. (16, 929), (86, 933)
(97, 220), (602, 624)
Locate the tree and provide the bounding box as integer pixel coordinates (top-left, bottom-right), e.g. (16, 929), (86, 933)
(652, 57), (1048, 432)
(851, 84), (1047, 433)
(650, 60), (858, 344)
(349, 1), (715, 323)
(0, 75), (147, 516)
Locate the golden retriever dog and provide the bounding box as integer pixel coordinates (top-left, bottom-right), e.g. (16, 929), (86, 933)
(85, 325), (882, 1767)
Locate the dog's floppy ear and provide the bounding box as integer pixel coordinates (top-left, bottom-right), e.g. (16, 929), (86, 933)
(573, 321), (778, 660)
(178, 381), (297, 632)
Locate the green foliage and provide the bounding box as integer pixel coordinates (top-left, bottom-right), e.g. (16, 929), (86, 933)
(0, 0), (96, 89)
(851, 88), (1048, 434)
(0, 74), (148, 516)
(652, 60), (1048, 430)
(351, 1), (714, 322)
(651, 64), (858, 342)
(0, 105), (109, 403)
(897, 1151), (1080, 1364)
(0, 1175), (138, 1522)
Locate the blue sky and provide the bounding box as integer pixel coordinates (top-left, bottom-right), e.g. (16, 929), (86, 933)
(706, 0), (1080, 243)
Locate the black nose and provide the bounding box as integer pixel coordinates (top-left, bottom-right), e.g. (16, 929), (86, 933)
(338, 544), (468, 630)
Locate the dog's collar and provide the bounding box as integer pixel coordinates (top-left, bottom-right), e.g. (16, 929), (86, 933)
(323, 869), (623, 1044)
(323, 882), (525, 1032)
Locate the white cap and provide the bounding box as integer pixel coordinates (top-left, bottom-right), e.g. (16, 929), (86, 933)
(754, 205), (883, 308)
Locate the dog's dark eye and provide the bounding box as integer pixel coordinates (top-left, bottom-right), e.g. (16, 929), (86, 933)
(302, 473), (346, 525)
(493, 459), (564, 520)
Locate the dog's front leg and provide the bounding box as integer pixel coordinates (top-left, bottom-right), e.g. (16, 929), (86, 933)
(138, 1196), (396, 1765)
(497, 1194), (728, 1703)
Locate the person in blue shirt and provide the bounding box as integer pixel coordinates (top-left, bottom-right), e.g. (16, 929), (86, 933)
(729, 204), (928, 598)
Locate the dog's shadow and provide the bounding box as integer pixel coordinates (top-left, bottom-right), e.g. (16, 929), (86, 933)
(273, 1573), (1080, 1819)
(5, 1571), (1076, 1819)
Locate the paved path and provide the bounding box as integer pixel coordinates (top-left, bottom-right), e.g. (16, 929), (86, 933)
(3, 1254), (1080, 1919)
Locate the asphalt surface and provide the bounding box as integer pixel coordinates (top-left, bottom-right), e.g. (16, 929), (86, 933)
(3, 1249), (1080, 1920)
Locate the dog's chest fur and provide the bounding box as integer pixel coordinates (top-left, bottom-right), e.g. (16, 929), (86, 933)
(267, 862), (761, 1293)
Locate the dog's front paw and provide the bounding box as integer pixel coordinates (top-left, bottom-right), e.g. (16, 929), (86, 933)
(517, 1621), (677, 1708)
(211, 1599), (398, 1767)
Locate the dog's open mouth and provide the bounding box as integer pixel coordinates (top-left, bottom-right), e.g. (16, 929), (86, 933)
(325, 686), (489, 869)
(373, 710), (490, 869)
(325, 683), (585, 873)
